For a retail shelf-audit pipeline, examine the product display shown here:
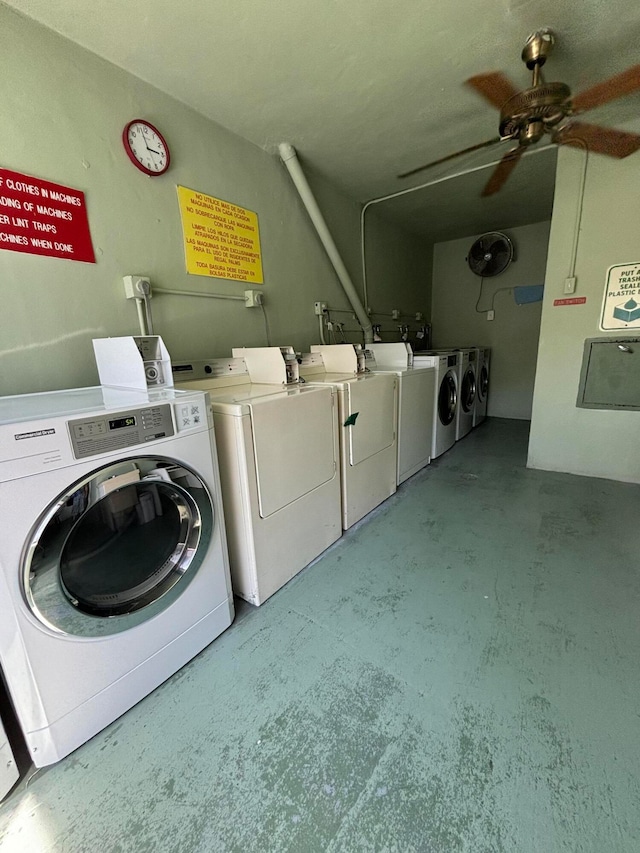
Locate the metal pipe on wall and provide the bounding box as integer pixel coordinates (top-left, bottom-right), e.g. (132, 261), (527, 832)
(278, 143), (374, 344)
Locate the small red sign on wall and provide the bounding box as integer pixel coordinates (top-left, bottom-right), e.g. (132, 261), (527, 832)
(0, 168), (95, 263)
(553, 296), (587, 307)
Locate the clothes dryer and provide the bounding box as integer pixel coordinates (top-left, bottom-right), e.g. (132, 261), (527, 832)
(455, 348), (476, 440)
(412, 352), (459, 458)
(474, 347), (490, 426)
(174, 354), (342, 605)
(0, 385), (233, 767)
(364, 343), (435, 484)
(299, 345), (398, 529)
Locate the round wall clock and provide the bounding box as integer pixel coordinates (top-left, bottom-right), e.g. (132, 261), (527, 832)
(122, 119), (170, 176)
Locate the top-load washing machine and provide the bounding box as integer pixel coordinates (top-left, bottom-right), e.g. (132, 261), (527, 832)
(364, 342), (435, 484)
(412, 351), (459, 458)
(174, 348), (342, 605)
(454, 348), (477, 440)
(474, 347), (490, 426)
(0, 385), (234, 767)
(297, 344), (398, 529)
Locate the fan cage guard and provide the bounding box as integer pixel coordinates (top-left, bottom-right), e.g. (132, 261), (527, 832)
(467, 232), (515, 277)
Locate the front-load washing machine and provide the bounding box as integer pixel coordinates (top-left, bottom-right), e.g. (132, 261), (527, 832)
(454, 348), (476, 440)
(0, 713), (18, 799)
(0, 385), (233, 767)
(474, 347), (490, 426)
(174, 352), (342, 605)
(412, 352), (459, 458)
(364, 343), (435, 484)
(299, 345), (398, 529)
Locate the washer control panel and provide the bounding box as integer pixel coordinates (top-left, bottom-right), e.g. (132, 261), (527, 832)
(69, 404), (175, 459)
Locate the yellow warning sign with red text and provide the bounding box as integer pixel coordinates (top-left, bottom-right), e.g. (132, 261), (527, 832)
(177, 186), (263, 283)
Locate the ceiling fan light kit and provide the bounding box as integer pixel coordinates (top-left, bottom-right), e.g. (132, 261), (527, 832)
(400, 29), (640, 195)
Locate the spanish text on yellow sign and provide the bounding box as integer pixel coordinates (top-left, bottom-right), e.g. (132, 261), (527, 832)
(177, 186), (263, 283)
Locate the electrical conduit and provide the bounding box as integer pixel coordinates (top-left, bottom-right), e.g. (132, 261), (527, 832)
(278, 143), (373, 344)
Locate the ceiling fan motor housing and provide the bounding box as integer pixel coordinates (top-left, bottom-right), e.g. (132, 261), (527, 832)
(499, 82), (572, 139)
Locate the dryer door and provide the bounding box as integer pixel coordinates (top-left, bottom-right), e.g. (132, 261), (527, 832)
(438, 371), (457, 425)
(23, 456), (213, 637)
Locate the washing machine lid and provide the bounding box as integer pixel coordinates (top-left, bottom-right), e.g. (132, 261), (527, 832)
(0, 385), (200, 426)
(249, 386), (337, 518)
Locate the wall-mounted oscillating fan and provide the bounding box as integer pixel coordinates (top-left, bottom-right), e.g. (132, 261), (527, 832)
(467, 232), (514, 277)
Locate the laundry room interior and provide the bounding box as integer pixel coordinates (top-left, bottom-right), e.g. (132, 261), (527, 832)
(1, 2), (639, 851)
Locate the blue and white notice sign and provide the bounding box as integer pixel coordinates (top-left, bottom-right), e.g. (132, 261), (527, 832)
(600, 263), (640, 331)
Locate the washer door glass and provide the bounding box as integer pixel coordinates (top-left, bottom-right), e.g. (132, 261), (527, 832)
(461, 367), (477, 413)
(23, 457), (213, 637)
(478, 365), (489, 401)
(438, 373), (457, 425)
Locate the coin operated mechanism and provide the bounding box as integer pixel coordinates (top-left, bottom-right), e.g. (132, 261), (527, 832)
(92, 336), (174, 391)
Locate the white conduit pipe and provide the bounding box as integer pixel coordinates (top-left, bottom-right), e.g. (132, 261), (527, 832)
(153, 287), (245, 301)
(279, 142), (373, 344)
(135, 299), (148, 336)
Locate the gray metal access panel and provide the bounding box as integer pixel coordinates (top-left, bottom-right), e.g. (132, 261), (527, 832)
(576, 337), (640, 410)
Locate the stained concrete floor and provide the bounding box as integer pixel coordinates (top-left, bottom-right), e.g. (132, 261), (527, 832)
(1, 418), (639, 852)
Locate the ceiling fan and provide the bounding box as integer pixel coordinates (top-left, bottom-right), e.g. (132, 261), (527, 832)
(398, 29), (640, 196)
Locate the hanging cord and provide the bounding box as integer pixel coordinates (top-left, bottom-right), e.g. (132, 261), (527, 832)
(475, 277), (486, 313)
(261, 302), (272, 346)
(562, 136), (588, 280)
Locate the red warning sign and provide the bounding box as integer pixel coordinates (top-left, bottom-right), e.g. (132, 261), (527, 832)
(0, 168), (95, 263)
(553, 296), (587, 307)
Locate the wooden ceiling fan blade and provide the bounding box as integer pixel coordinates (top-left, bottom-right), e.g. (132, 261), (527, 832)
(555, 121), (640, 158)
(466, 71), (520, 110)
(481, 147), (524, 197)
(397, 137), (501, 180)
(571, 65), (640, 114)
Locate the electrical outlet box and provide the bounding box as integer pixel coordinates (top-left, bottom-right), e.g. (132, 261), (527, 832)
(314, 301), (327, 315)
(487, 310), (495, 321)
(391, 309), (400, 320)
(564, 276), (577, 294)
(123, 275), (151, 299)
(245, 290), (263, 308)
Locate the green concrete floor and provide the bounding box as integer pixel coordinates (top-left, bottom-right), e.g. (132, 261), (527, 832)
(1, 418), (639, 852)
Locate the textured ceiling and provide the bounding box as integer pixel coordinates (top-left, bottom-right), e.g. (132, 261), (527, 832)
(4, 0), (640, 242)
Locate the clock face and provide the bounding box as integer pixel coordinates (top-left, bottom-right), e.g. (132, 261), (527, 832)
(122, 120), (170, 176)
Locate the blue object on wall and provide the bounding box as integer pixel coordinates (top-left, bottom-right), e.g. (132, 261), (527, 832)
(514, 285), (544, 305)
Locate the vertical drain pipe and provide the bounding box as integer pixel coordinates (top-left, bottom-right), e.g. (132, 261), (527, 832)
(278, 143), (373, 344)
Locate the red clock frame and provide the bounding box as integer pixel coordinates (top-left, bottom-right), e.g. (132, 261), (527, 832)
(122, 119), (171, 177)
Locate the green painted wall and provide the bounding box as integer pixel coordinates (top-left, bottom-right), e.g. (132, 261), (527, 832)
(0, 7), (429, 397)
(528, 146), (640, 484)
(431, 221), (550, 420)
